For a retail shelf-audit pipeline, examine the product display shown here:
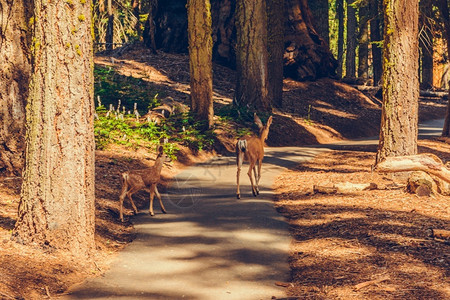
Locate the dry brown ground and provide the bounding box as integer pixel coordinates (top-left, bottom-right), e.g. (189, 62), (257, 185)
(274, 139), (450, 299)
(0, 44), (448, 299)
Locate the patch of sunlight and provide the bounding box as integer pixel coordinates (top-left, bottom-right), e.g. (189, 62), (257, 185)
(314, 106), (358, 119)
(294, 238), (374, 259)
(397, 261), (445, 277)
(375, 233), (428, 245)
(233, 230), (279, 243)
(291, 211), (368, 227)
(378, 219), (416, 228)
(241, 199), (274, 204)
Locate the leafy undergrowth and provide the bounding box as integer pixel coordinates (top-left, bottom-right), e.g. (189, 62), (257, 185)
(274, 138), (450, 299)
(94, 65), (216, 158)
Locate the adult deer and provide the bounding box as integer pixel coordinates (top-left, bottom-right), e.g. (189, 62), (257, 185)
(119, 145), (171, 222)
(236, 114), (273, 199)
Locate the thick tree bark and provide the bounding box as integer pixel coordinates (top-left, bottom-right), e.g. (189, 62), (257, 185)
(235, 0), (271, 111)
(188, 0), (214, 128)
(0, 0), (31, 176)
(153, 0), (189, 53)
(13, 0), (96, 256)
(419, 0), (433, 90)
(152, 0), (336, 82)
(369, 0), (382, 85)
(284, 0), (337, 81)
(376, 0), (419, 163)
(336, 0), (345, 78)
(345, 0), (357, 78)
(308, 0), (330, 45)
(211, 0), (236, 67)
(358, 3), (369, 79)
(133, 0), (141, 36)
(143, 0), (158, 53)
(267, 0), (284, 107)
(437, 0), (450, 136)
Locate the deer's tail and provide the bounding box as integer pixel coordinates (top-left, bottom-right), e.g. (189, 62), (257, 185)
(236, 139), (247, 153)
(120, 172), (129, 188)
(236, 139), (247, 167)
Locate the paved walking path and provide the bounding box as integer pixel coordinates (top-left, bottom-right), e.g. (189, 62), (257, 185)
(63, 119), (444, 300)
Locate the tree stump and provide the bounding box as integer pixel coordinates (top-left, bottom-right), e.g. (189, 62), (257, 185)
(406, 171), (436, 196)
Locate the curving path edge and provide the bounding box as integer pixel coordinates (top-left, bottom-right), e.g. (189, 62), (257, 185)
(62, 119), (444, 300)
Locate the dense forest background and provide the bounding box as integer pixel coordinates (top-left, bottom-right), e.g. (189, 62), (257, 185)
(95, 0), (449, 87)
(1, 1), (450, 298)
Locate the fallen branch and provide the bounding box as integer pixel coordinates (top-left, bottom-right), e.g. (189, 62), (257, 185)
(0, 291), (16, 300)
(313, 182), (377, 194)
(354, 275), (390, 291)
(375, 154), (450, 184)
(274, 281), (291, 288)
(428, 228), (450, 243)
(45, 286), (52, 299)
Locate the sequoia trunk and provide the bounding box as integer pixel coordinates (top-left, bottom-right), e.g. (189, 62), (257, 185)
(376, 0), (419, 163)
(0, 0), (31, 176)
(437, 0), (450, 136)
(235, 0), (271, 111)
(13, 0), (96, 256)
(345, 0), (357, 78)
(308, 0), (330, 45)
(370, 0), (382, 85)
(419, 0), (433, 90)
(267, 0), (284, 107)
(188, 0), (214, 128)
(284, 0), (337, 81)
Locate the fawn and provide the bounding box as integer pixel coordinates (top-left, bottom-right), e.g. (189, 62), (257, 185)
(119, 146), (171, 222)
(236, 113), (273, 199)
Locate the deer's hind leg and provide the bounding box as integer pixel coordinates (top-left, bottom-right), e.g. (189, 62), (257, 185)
(247, 161), (257, 197)
(119, 181), (128, 222)
(236, 151), (245, 199)
(253, 165), (259, 195)
(255, 159), (262, 195)
(154, 185), (167, 214)
(126, 186), (140, 215)
(149, 184), (156, 216)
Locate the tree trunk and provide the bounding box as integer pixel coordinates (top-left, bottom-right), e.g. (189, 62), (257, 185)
(308, 0), (330, 45)
(0, 0), (31, 176)
(345, 0), (357, 78)
(106, 0), (114, 50)
(419, 0), (433, 90)
(211, 0), (236, 67)
(437, 0), (450, 136)
(143, 0), (158, 53)
(133, 0), (141, 36)
(188, 0), (214, 128)
(358, 2), (369, 79)
(284, 0), (338, 81)
(151, 0), (336, 82)
(376, 0), (419, 163)
(267, 0), (284, 107)
(235, 0), (271, 112)
(336, 0), (345, 78)
(13, 0), (96, 257)
(154, 0), (189, 53)
(369, 0), (382, 85)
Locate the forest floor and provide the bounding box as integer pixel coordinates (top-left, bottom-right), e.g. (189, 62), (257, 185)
(0, 44), (448, 299)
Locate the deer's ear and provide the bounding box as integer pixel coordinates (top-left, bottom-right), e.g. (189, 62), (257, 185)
(158, 145), (164, 154)
(267, 116), (273, 126)
(254, 113), (263, 129)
